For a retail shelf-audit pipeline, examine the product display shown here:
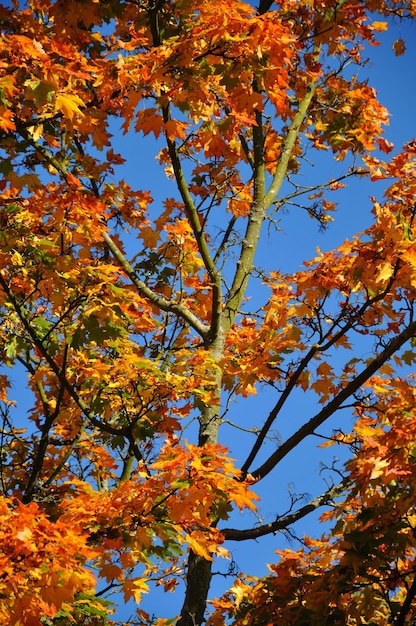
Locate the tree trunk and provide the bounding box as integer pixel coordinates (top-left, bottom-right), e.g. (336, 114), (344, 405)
(177, 551), (213, 626)
(177, 333), (224, 625)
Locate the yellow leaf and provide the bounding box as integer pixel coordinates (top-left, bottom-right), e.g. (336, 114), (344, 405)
(230, 579), (249, 608)
(371, 21), (388, 32)
(370, 458), (389, 480)
(55, 93), (84, 120)
(215, 545), (230, 559)
(187, 534), (213, 561)
(16, 527), (33, 543)
(27, 124), (44, 141)
(376, 261), (394, 283)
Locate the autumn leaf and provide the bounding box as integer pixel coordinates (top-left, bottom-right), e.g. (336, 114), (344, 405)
(370, 21), (388, 31)
(54, 92), (84, 120)
(0, 107), (15, 132)
(393, 39), (406, 56)
(122, 579), (150, 604)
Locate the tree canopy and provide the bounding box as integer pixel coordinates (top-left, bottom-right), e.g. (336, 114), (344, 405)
(0, 0), (416, 624)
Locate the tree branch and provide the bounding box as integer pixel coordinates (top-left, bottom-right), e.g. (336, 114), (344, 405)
(222, 478), (350, 541)
(263, 80), (317, 209)
(251, 320), (416, 480)
(224, 106), (266, 330)
(162, 106), (222, 344)
(22, 350), (68, 503)
(395, 572), (416, 626)
(257, 0), (274, 15)
(213, 215), (237, 267)
(101, 232), (210, 340)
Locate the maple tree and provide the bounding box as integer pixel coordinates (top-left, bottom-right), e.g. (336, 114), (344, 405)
(0, 0), (416, 624)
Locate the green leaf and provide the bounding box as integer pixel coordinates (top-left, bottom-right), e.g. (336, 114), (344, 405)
(5, 335), (17, 359)
(213, 499), (233, 521)
(402, 349), (416, 365)
(0, 159), (13, 176)
(4, 202), (21, 214)
(26, 79), (56, 107)
(32, 316), (52, 332)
